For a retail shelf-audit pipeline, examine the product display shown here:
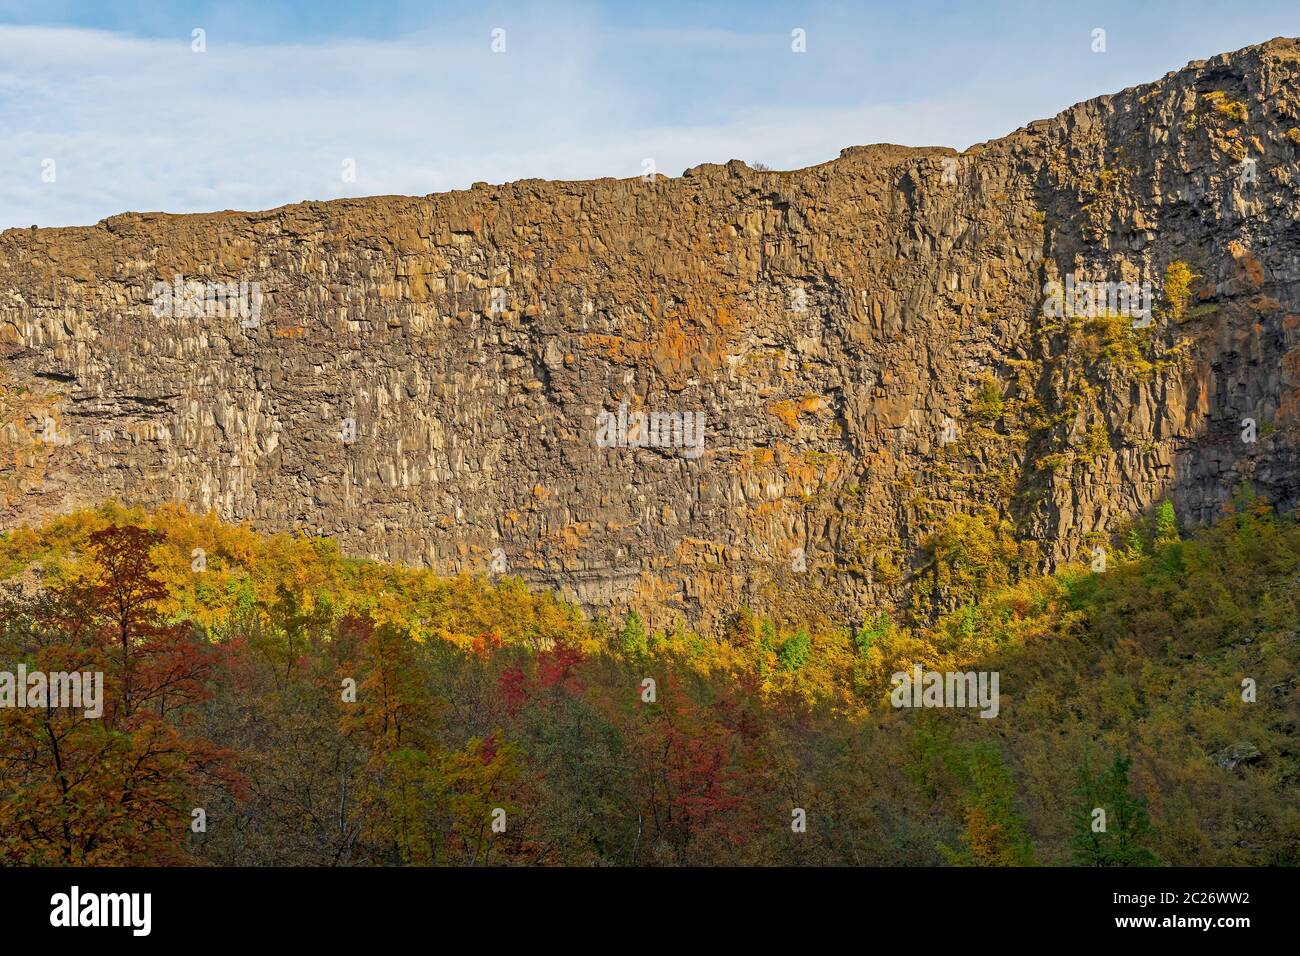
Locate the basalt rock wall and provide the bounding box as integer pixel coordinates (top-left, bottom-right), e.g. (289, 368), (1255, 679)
(4, 39), (1300, 631)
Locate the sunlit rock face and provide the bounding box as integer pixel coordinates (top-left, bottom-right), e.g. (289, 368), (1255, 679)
(3, 39), (1300, 632)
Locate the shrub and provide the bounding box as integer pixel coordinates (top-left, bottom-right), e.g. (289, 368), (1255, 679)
(777, 628), (810, 670)
(1201, 91), (1247, 124)
(972, 374), (1004, 422)
(1162, 260), (1198, 322)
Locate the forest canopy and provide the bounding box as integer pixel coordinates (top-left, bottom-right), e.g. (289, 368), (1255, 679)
(0, 496), (1295, 866)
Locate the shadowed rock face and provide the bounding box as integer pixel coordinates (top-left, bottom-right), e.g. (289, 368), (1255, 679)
(3, 38), (1300, 632)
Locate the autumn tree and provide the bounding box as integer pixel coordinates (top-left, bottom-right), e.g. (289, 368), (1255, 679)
(0, 524), (241, 865)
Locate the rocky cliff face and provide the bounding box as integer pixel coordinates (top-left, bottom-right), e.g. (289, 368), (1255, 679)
(4, 38), (1300, 632)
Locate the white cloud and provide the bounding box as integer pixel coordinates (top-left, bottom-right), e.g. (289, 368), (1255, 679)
(0, 23), (1059, 228)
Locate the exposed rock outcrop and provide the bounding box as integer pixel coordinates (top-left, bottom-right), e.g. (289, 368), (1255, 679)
(4, 38), (1300, 632)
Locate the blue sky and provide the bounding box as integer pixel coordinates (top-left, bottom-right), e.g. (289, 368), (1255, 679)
(1, 0), (1297, 228)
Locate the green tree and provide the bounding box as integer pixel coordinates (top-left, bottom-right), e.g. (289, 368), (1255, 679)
(948, 743), (1035, 866)
(1154, 501), (1180, 548)
(925, 735), (1035, 867)
(854, 613), (890, 654)
(1071, 754), (1160, 866)
(777, 628), (811, 671)
(1123, 526), (1146, 561)
(618, 611), (647, 656)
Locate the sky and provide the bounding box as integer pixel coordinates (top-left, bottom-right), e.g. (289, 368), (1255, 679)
(1, 0), (1297, 229)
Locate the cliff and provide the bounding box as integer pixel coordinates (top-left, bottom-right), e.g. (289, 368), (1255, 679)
(4, 38), (1300, 631)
